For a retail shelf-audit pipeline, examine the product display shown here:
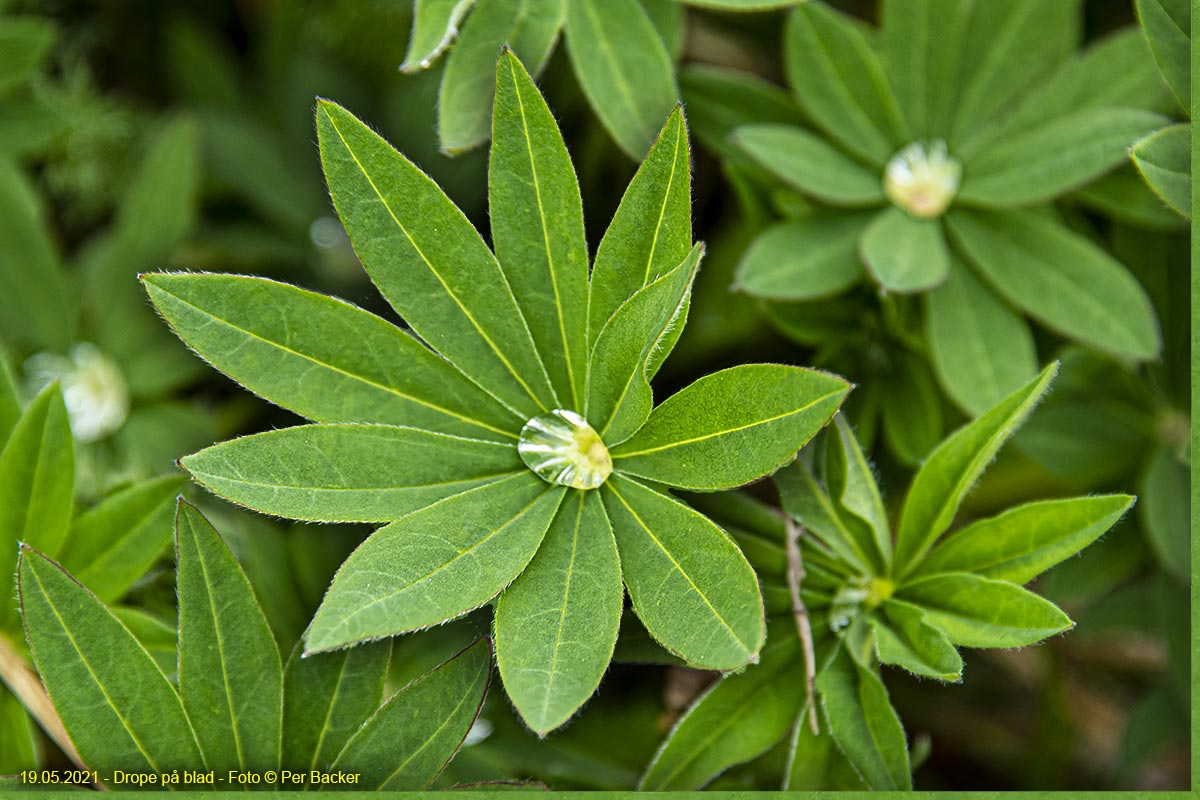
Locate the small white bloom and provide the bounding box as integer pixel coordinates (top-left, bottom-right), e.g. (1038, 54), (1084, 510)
(882, 140), (961, 219)
(26, 343), (130, 442)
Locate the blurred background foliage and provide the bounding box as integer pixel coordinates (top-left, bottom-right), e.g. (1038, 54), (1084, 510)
(0, 0), (1188, 790)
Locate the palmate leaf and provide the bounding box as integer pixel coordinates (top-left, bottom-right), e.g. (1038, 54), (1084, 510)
(331, 638), (491, 790)
(306, 474), (564, 652)
(601, 475), (763, 670)
(881, 0), (970, 140)
(176, 501), (283, 775)
(491, 49), (589, 409)
(563, 0), (678, 159)
(317, 98), (557, 418)
(734, 214), (869, 301)
(142, 274), (518, 441)
(611, 364), (849, 491)
(897, 573), (1073, 648)
(639, 621), (806, 790)
(19, 547), (204, 777)
(402, 0), (477, 72)
(180, 425), (521, 522)
(282, 641), (390, 772)
(871, 600), (962, 682)
(494, 490), (622, 735)
(859, 208), (948, 293)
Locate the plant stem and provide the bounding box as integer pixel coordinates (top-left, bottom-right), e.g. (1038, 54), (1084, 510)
(0, 631), (86, 770)
(785, 517), (819, 735)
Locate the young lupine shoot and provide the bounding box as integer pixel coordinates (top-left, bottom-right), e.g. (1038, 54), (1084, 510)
(142, 49), (849, 735)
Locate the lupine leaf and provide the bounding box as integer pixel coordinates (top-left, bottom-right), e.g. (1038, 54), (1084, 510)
(732, 124), (884, 206)
(317, 99), (557, 418)
(786, 703), (865, 790)
(0, 160), (71, 352)
(924, 257), (1038, 416)
(402, 0), (477, 71)
(564, 0), (678, 158)
(880, 349), (943, 466)
(112, 607), (177, 677)
(0, 16), (55, 94)
(495, 490), (622, 734)
(282, 641), (391, 772)
(331, 638), (491, 790)
(181, 424), (521, 522)
(678, 65), (805, 161)
(0, 349), (19, 448)
(881, 0), (970, 139)
(872, 600), (962, 681)
(142, 273), (519, 441)
(588, 244), (701, 446)
(894, 363), (1056, 574)
(491, 49), (589, 408)
(60, 475), (185, 604)
(0, 687), (37, 774)
(774, 460), (875, 575)
(588, 107), (691, 343)
(859, 207), (949, 293)
(783, 2), (907, 165)
(957, 108), (1165, 207)
(438, 0), (564, 153)
(176, 501), (282, 774)
(734, 215), (870, 301)
(307, 474), (564, 652)
(826, 414), (891, 568)
(1136, 0), (1190, 109)
(950, 0), (1079, 144)
(601, 475), (763, 670)
(18, 546), (204, 776)
(1140, 448), (1188, 582)
(919, 495), (1134, 584)
(898, 572), (1073, 647)
(612, 364), (849, 491)
(947, 209), (1162, 361)
(0, 384), (74, 623)
(640, 621), (804, 790)
(817, 639), (911, 790)
(642, 0), (685, 62)
(1132, 123), (1191, 217)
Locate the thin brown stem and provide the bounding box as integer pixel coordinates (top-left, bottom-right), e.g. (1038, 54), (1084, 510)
(785, 516), (819, 735)
(0, 631), (86, 770)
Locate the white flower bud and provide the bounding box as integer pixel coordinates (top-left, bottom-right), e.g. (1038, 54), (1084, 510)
(26, 343), (130, 443)
(883, 140), (961, 219)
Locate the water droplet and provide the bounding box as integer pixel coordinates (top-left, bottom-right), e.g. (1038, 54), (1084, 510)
(518, 409), (611, 490)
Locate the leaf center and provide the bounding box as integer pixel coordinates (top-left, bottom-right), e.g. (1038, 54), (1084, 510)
(883, 140), (961, 219)
(518, 409), (612, 490)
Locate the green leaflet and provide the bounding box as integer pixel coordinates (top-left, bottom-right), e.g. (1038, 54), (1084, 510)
(438, 0), (564, 153)
(60, 475), (185, 604)
(588, 106), (691, 343)
(732, 125), (884, 206)
(734, 214), (869, 301)
(282, 641), (391, 772)
(601, 475), (763, 670)
(924, 258), (1038, 416)
(894, 363), (1056, 575)
(18, 546), (204, 777)
(563, 0), (678, 159)
(181, 424), (521, 523)
(113, 607), (178, 677)
(331, 638), (491, 790)
(786, 703), (865, 790)
(317, 99), (556, 418)
(774, 460), (875, 576)
(816, 638), (911, 790)
(957, 108), (1165, 207)
(643, 0), (685, 62)
(947, 209), (1161, 361)
(491, 50), (589, 408)
(859, 207), (949, 293)
(1132, 124), (1191, 217)
(825, 414), (891, 569)
(783, 2), (907, 165)
(142, 273), (518, 441)
(950, 0), (1079, 144)
(0, 16), (55, 94)
(880, 349), (943, 466)
(1075, 165), (1189, 231)
(1140, 448), (1188, 582)
(176, 502), (283, 774)
(495, 490), (622, 734)
(881, 0), (970, 139)
(402, 0), (477, 71)
(640, 620), (804, 790)
(1137, 0), (1190, 109)
(0, 384), (74, 622)
(898, 572), (1073, 647)
(306, 474), (564, 652)
(0, 350), (20, 448)
(587, 243), (701, 446)
(918, 495), (1134, 584)
(612, 364), (849, 491)
(678, 65), (805, 161)
(0, 160), (71, 352)
(872, 599), (962, 682)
